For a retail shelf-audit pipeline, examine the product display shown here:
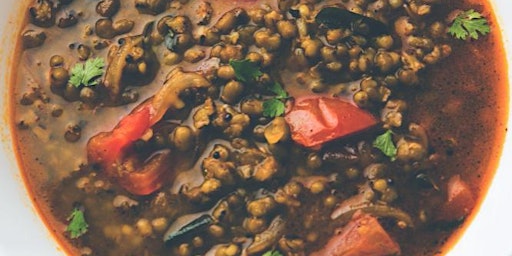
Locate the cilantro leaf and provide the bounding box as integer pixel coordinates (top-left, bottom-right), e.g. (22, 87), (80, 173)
(66, 208), (88, 239)
(373, 130), (397, 161)
(268, 81), (288, 99)
(164, 30), (178, 51)
(262, 250), (284, 256)
(69, 57), (105, 87)
(263, 98), (286, 118)
(263, 82), (289, 118)
(448, 9), (490, 40)
(229, 59), (263, 83)
(227, 59), (288, 118)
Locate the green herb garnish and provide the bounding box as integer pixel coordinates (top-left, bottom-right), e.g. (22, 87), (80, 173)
(228, 59), (288, 117)
(69, 57), (105, 87)
(373, 130), (397, 161)
(263, 82), (289, 118)
(229, 59), (263, 83)
(263, 98), (287, 117)
(448, 9), (490, 40)
(66, 208), (88, 239)
(268, 80), (288, 98)
(262, 250), (284, 256)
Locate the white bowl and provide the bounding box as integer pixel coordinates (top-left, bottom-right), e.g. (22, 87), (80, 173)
(0, 1), (511, 255)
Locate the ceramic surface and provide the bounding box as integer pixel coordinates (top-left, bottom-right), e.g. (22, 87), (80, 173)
(0, 1), (511, 255)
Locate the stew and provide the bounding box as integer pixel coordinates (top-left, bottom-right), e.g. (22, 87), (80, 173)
(10, 0), (508, 255)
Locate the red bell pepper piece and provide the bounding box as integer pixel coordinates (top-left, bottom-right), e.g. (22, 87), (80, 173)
(436, 175), (476, 221)
(87, 101), (172, 195)
(117, 150), (172, 195)
(311, 212), (401, 256)
(284, 96), (378, 147)
(87, 102), (153, 167)
(87, 69), (212, 195)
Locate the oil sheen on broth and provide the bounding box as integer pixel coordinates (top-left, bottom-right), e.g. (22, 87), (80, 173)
(10, 0), (508, 255)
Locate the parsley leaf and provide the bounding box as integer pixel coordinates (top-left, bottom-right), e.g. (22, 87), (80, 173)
(66, 208), (88, 239)
(268, 81), (288, 99)
(164, 30), (178, 51)
(229, 59), (263, 83)
(263, 98), (286, 118)
(263, 82), (289, 118)
(373, 130), (397, 161)
(69, 57), (105, 88)
(262, 250), (284, 256)
(448, 9), (490, 40)
(227, 59), (288, 118)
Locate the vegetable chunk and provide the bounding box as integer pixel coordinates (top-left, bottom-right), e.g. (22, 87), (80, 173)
(311, 212), (400, 256)
(436, 175), (476, 221)
(285, 96), (378, 147)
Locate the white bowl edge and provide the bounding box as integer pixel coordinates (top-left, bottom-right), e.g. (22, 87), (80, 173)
(0, 1), (65, 255)
(448, 1), (512, 255)
(0, 1), (511, 256)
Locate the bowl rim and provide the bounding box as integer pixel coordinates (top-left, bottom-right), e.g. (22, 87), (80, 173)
(1, 1), (511, 255)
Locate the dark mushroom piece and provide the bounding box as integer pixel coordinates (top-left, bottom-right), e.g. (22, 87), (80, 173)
(102, 22), (159, 103)
(28, 0), (56, 27)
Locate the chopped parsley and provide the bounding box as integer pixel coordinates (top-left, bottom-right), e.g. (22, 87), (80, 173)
(66, 208), (88, 239)
(262, 250), (284, 256)
(263, 98), (287, 117)
(263, 82), (289, 118)
(267, 80), (288, 99)
(448, 9), (490, 40)
(69, 57), (105, 87)
(229, 59), (288, 118)
(229, 59), (263, 83)
(373, 130), (397, 161)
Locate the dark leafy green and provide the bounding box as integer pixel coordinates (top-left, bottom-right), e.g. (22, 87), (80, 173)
(164, 214), (214, 243)
(315, 7), (388, 36)
(69, 57), (105, 88)
(267, 81), (287, 99)
(229, 59), (263, 83)
(66, 208), (88, 239)
(263, 98), (286, 118)
(263, 82), (289, 118)
(448, 9), (490, 40)
(373, 130), (397, 161)
(415, 173), (440, 190)
(164, 30), (178, 51)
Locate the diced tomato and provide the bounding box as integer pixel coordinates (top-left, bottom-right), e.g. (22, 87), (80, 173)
(284, 96), (378, 148)
(311, 212), (401, 256)
(87, 103), (152, 167)
(87, 102), (174, 195)
(119, 150), (172, 195)
(436, 175), (475, 221)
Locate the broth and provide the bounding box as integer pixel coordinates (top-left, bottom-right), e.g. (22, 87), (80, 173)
(10, 0), (508, 255)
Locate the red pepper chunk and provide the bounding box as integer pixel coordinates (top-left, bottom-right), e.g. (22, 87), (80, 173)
(311, 212), (401, 256)
(87, 101), (172, 196)
(436, 175), (476, 221)
(285, 96), (378, 147)
(87, 102), (153, 167)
